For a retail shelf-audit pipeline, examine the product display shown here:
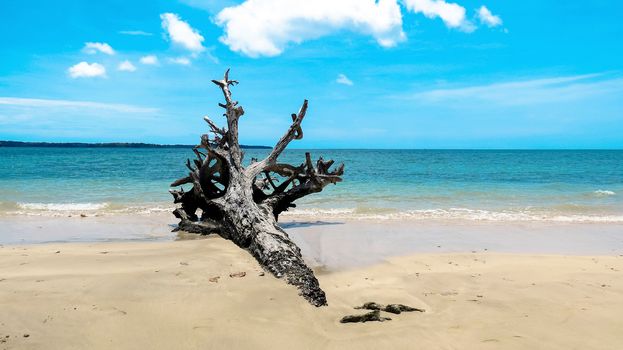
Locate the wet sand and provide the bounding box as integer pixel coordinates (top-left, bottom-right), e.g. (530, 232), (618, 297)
(2, 213), (623, 265)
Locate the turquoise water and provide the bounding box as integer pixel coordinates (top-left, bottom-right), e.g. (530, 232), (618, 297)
(0, 148), (622, 222)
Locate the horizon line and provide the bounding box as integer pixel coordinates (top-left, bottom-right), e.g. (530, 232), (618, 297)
(1, 140), (622, 151)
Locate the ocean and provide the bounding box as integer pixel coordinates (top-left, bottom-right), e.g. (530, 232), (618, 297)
(0, 148), (621, 222)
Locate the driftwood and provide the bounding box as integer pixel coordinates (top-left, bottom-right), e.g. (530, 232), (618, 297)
(354, 302), (425, 314)
(170, 69), (344, 306)
(340, 310), (391, 323)
(341, 302), (424, 323)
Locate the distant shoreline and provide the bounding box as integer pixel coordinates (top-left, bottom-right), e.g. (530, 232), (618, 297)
(0, 140), (271, 149)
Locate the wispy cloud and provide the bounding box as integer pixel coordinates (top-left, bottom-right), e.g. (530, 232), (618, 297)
(0, 98), (166, 141)
(0, 97), (158, 113)
(477, 6), (502, 28)
(204, 48), (220, 64)
(403, 0), (474, 32)
(67, 62), (107, 78)
(168, 57), (192, 66)
(405, 73), (623, 106)
(118, 30), (153, 36)
(139, 55), (159, 65)
(118, 60), (137, 72)
(336, 73), (354, 86)
(83, 42), (115, 55)
(160, 13), (205, 54)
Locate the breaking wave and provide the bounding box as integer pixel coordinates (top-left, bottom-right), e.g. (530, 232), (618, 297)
(2, 201), (622, 223)
(282, 207), (623, 223)
(593, 190), (616, 197)
(0, 201), (174, 216)
(18, 202), (110, 211)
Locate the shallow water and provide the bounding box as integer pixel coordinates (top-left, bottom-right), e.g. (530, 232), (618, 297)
(1, 148), (622, 222)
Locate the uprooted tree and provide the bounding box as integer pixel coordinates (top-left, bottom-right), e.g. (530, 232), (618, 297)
(169, 69), (344, 306)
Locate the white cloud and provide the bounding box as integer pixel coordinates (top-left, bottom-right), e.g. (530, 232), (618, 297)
(215, 0), (405, 57)
(403, 0), (474, 32)
(83, 42), (115, 55)
(160, 13), (205, 53)
(477, 6), (502, 27)
(336, 73), (354, 86)
(67, 62), (107, 78)
(0, 97), (157, 113)
(118, 60), (137, 72)
(139, 55), (159, 65)
(119, 30), (153, 36)
(168, 57), (192, 65)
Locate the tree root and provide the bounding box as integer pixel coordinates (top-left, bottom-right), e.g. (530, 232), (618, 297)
(170, 70), (344, 306)
(340, 310), (391, 323)
(355, 302), (425, 314)
(341, 302), (425, 323)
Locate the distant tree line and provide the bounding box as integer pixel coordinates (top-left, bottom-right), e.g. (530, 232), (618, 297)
(0, 141), (271, 149)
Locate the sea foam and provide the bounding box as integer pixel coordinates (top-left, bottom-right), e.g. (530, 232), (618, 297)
(3, 202), (176, 217)
(282, 207), (623, 223)
(593, 190), (616, 196)
(17, 202), (110, 211)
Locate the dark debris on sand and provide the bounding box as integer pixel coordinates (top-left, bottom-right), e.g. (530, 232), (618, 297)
(340, 302), (424, 323)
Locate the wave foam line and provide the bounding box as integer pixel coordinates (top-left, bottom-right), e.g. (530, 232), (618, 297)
(282, 207), (623, 223)
(17, 202), (110, 211)
(4, 202), (623, 223)
(594, 190), (616, 196)
(1, 202), (175, 216)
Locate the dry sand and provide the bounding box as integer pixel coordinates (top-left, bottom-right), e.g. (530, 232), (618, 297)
(1, 236), (622, 349)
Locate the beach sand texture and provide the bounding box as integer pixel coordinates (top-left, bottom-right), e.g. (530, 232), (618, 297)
(1, 236), (622, 350)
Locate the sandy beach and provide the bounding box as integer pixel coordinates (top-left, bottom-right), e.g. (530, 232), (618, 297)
(2, 0), (622, 347)
(1, 229), (622, 350)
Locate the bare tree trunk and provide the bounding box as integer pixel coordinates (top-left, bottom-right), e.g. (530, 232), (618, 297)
(170, 70), (344, 306)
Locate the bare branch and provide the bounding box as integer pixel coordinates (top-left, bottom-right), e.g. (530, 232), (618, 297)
(247, 100), (308, 177)
(203, 116), (227, 136)
(264, 163), (305, 177)
(291, 113), (303, 140)
(211, 69), (245, 168)
(270, 100), (308, 162)
(261, 153), (343, 218)
(263, 171), (278, 191)
(185, 159), (195, 172)
(304, 152), (315, 173)
(169, 189), (185, 203)
(171, 176), (192, 187)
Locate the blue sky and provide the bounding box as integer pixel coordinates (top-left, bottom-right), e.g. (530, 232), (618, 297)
(0, 0), (622, 148)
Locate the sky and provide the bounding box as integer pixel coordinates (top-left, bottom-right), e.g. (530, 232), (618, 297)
(0, 0), (622, 149)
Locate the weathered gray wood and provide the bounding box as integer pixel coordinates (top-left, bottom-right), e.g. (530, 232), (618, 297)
(170, 69), (344, 306)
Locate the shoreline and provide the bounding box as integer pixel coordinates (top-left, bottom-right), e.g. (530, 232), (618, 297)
(1, 213), (622, 267)
(3, 203), (623, 223)
(1, 237), (622, 349)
